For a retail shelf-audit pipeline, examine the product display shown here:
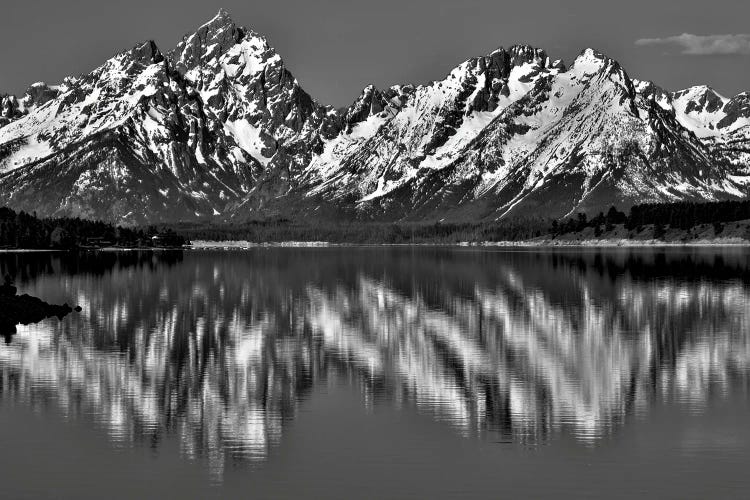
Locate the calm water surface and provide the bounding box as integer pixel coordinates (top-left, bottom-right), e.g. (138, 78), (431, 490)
(0, 247), (749, 499)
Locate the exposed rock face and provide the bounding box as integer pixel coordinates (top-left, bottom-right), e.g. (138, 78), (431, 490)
(719, 93), (750, 130)
(0, 10), (748, 223)
(0, 95), (21, 125)
(23, 82), (61, 108)
(1, 82), (62, 127)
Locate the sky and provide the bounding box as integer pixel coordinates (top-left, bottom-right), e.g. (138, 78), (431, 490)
(1, 0), (749, 107)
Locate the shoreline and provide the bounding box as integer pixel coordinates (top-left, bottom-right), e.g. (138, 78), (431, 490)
(1, 239), (748, 252)
(189, 239), (750, 249)
(0, 246), (187, 253)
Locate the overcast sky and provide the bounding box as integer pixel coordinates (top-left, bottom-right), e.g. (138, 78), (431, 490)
(1, 0), (748, 106)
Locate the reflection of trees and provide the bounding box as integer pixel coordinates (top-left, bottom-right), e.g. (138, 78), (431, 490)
(0, 249), (748, 474)
(0, 250), (184, 283)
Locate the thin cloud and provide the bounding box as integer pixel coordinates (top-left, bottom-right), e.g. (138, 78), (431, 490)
(635, 33), (750, 55)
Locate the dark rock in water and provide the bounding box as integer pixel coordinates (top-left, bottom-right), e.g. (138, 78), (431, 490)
(0, 276), (82, 341)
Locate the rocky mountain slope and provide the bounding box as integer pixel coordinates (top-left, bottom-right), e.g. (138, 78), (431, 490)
(1, 10), (748, 224)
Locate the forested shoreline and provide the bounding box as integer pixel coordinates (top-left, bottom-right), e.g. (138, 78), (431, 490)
(173, 200), (750, 244)
(551, 201), (750, 238)
(2, 200), (749, 248)
(0, 207), (188, 249)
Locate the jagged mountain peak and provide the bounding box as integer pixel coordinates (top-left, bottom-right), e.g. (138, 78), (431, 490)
(128, 40), (165, 65)
(22, 82), (61, 107)
(574, 48), (639, 80)
(465, 44), (552, 75)
(206, 8), (233, 27)
(1, 81), (63, 127)
(673, 84), (724, 98)
(672, 85), (726, 115)
(633, 78), (663, 93)
(342, 84), (400, 129)
(0, 14), (748, 224)
(81, 38), (168, 82)
(191, 8), (238, 39)
(170, 9), (273, 76)
(571, 48), (622, 74)
(504, 44), (549, 65)
(568, 48), (638, 105)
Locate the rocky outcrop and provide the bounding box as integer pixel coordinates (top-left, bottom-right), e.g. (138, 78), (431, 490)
(719, 92), (750, 129)
(0, 276), (82, 339)
(0, 82), (62, 127)
(0, 94), (22, 127)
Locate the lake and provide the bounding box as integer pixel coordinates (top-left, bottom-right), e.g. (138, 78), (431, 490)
(0, 247), (749, 499)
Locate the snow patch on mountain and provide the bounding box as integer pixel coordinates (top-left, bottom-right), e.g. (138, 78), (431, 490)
(224, 119), (272, 166)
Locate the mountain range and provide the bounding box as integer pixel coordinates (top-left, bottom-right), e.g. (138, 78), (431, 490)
(1, 9), (749, 224)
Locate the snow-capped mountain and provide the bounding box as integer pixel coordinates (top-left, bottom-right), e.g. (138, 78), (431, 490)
(1, 10), (748, 223)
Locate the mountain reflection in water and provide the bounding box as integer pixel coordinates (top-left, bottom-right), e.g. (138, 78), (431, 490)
(0, 248), (748, 477)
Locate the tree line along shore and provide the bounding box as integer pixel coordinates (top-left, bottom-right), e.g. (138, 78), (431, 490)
(1, 200), (750, 248)
(0, 207), (189, 250)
